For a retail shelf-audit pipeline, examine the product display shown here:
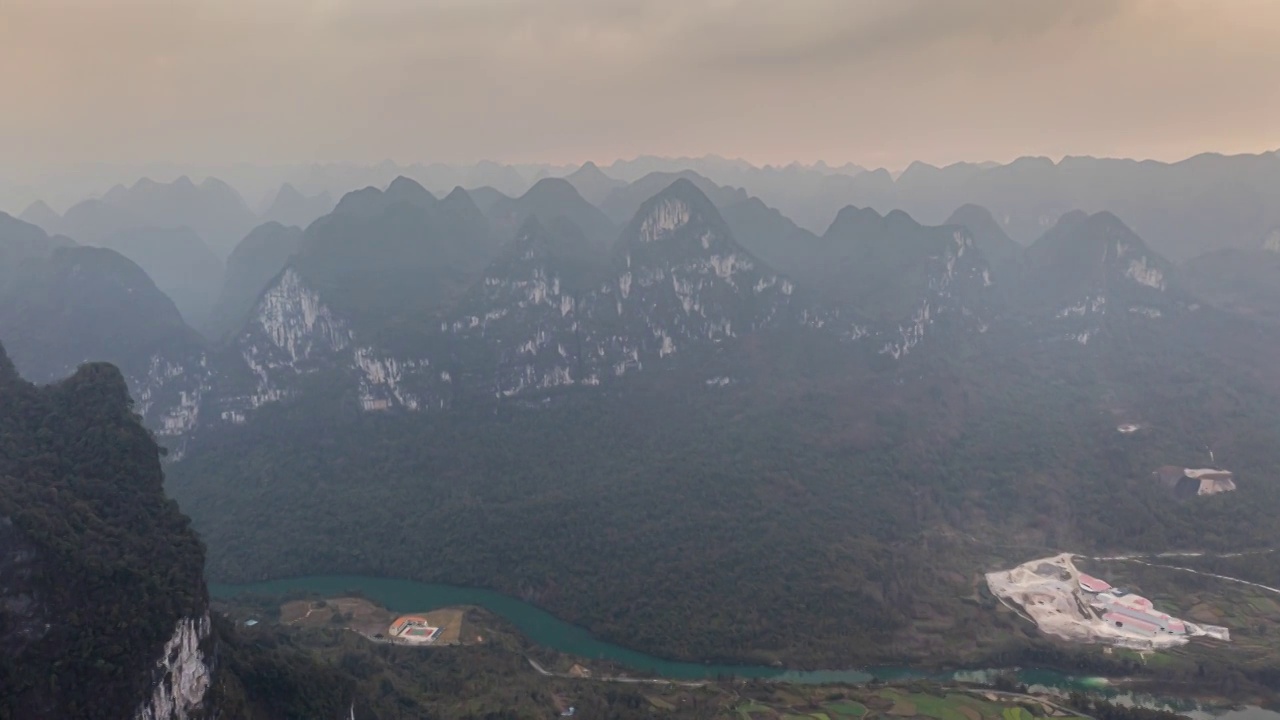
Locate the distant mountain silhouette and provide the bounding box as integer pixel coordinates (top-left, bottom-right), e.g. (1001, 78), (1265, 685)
(0, 212), (74, 288)
(719, 196), (819, 277)
(57, 198), (148, 244)
(111, 176), (257, 257)
(202, 222), (304, 342)
(95, 226), (224, 327)
(332, 175), (436, 218)
(762, 153), (1280, 262)
(260, 183), (334, 229)
(0, 244), (201, 385)
(945, 203), (1024, 273)
(17, 199), (61, 231)
(465, 186), (507, 217)
(46, 177), (256, 258)
(600, 171), (749, 224)
(564, 161), (625, 206)
(484, 178), (617, 248)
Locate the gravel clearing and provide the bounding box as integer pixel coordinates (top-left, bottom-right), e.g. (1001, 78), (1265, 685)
(985, 553), (1227, 648)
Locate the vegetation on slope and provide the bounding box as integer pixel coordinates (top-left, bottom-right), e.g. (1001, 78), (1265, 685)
(168, 315), (1280, 671)
(0, 344), (207, 719)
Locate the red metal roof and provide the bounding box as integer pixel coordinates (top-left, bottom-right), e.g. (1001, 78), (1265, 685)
(1078, 573), (1112, 592)
(1116, 594), (1154, 609)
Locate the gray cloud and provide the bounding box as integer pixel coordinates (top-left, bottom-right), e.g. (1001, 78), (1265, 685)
(1, 0), (1277, 173)
(675, 0), (1126, 71)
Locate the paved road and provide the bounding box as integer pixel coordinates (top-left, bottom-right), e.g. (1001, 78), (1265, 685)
(1088, 553), (1280, 596)
(525, 656), (706, 687)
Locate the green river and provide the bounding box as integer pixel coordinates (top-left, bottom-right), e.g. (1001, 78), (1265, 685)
(211, 574), (1276, 718)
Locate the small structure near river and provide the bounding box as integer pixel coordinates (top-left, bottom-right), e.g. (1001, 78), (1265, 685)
(388, 615), (443, 643)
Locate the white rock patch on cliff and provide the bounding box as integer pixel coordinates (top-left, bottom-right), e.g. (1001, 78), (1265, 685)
(1125, 257), (1166, 290)
(639, 198), (690, 243)
(256, 268), (353, 362)
(134, 613), (211, 720)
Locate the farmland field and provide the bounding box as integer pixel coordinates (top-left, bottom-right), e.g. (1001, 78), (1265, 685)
(728, 687), (1083, 720)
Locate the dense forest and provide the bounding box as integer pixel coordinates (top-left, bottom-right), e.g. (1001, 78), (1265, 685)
(168, 310), (1280, 671)
(211, 594), (1209, 720)
(0, 344), (208, 718)
(0, 341), (377, 718)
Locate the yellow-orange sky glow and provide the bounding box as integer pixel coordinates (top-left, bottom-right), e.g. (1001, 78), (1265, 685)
(3, 0), (1279, 170)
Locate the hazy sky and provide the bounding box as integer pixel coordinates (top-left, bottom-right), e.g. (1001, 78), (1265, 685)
(3, 0), (1279, 171)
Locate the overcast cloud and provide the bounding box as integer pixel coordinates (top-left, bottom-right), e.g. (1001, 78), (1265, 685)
(3, 0), (1278, 171)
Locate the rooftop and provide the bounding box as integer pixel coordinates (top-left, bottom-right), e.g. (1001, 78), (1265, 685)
(1078, 573), (1112, 592)
(1104, 612), (1159, 633)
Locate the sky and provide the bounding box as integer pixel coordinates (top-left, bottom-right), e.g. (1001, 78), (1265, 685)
(3, 0), (1279, 172)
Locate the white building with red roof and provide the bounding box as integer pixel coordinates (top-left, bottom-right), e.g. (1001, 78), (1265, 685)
(1094, 592), (1186, 635)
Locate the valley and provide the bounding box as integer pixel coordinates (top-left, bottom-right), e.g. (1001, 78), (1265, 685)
(6, 154), (1280, 718)
(211, 575), (1280, 720)
(6, 5), (1280, 716)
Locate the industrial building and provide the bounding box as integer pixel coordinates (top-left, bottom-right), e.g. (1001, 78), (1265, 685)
(1077, 573), (1112, 594)
(1078, 575), (1187, 636)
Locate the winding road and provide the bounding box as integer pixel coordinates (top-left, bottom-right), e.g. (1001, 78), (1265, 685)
(525, 656), (707, 687)
(1085, 552), (1280, 596)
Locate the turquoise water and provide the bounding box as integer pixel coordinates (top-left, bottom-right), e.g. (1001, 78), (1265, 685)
(213, 575), (871, 681)
(210, 574), (1080, 686)
(212, 574), (1280, 718)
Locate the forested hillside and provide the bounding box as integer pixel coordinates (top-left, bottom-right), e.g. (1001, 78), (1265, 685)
(0, 342), (372, 719)
(0, 342), (210, 718)
(169, 299), (1280, 669)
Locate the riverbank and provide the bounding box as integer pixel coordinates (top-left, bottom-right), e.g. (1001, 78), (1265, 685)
(211, 573), (1280, 717)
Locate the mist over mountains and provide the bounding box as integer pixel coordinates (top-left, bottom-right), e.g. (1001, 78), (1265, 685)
(7, 150), (1280, 429)
(13, 150), (1280, 267)
(6, 149), (1280, 717)
(8, 0), (1280, 712)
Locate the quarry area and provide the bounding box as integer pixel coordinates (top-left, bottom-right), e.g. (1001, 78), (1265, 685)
(986, 553), (1230, 649)
(1153, 466), (1236, 496)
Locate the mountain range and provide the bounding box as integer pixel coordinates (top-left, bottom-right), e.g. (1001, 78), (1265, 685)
(5, 163), (1280, 677)
(10, 151), (1280, 264)
(26, 176), (257, 256)
(8, 168), (1277, 448)
(155, 173), (1280, 671)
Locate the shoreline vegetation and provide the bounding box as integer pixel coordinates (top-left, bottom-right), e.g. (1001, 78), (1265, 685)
(211, 576), (1280, 714)
(215, 590), (1207, 720)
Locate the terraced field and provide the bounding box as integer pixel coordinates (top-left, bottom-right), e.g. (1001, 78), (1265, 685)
(727, 688), (1085, 720)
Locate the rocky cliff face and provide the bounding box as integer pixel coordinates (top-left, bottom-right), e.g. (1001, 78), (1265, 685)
(123, 180), (1011, 435)
(207, 180), (812, 417)
(15, 184), (1201, 446)
(134, 615), (213, 720)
